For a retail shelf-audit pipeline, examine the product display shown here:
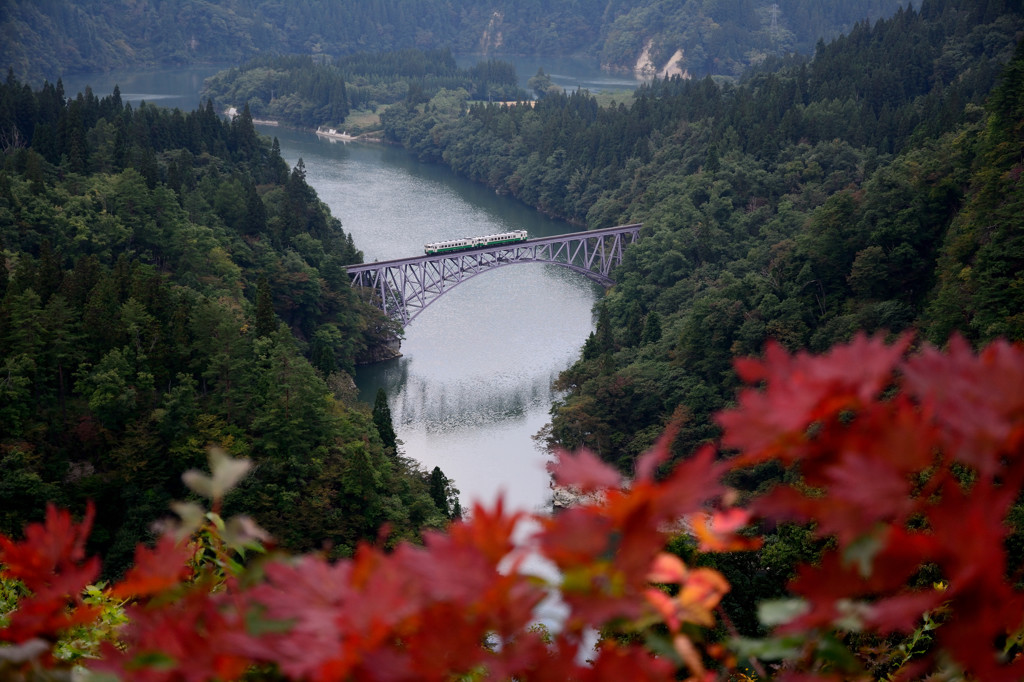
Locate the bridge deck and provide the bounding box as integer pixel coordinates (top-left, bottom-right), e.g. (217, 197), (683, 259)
(344, 223), (642, 274)
(346, 222), (643, 327)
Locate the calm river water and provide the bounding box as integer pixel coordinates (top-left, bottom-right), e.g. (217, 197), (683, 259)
(62, 61), (628, 513)
(285, 134), (601, 513)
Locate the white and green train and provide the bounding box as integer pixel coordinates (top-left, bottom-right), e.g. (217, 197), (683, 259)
(424, 230), (528, 255)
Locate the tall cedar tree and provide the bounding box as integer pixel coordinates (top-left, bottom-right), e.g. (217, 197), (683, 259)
(372, 388), (398, 454)
(254, 275), (276, 338)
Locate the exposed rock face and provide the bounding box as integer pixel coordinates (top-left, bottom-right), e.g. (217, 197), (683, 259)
(357, 337), (403, 365)
(634, 41), (691, 80)
(480, 11), (505, 53)
(659, 48), (689, 79)
(550, 485), (606, 512)
(634, 39), (658, 78)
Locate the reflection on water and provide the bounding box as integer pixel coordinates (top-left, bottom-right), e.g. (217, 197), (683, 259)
(59, 66), (227, 111)
(396, 373), (540, 432)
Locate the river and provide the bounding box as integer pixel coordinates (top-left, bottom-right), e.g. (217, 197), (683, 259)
(285, 134), (601, 514)
(61, 61), (630, 514)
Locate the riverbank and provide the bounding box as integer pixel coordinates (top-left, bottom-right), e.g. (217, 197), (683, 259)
(223, 106), (277, 125)
(316, 126), (384, 143)
(223, 106), (384, 141)
(357, 337), (403, 365)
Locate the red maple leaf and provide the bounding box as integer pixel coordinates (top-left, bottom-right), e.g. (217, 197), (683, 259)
(94, 591), (250, 682)
(222, 555), (370, 680)
(718, 333), (911, 464)
(0, 503), (96, 592)
(548, 447), (622, 492)
(111, 534), (195, 599)
(0, 502), (101, 643)
(903, 335), (1024, 478)
(690, 508), (763, 552)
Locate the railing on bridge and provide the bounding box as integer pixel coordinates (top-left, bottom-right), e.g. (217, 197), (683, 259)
(346, 223), (643, 327)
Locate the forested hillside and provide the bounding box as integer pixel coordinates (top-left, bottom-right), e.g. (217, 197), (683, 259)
(3, 0), (908, 83)
(201, 50), (524, 130)
(0, 76), (455, 574)
(379, 0), (1024, 470)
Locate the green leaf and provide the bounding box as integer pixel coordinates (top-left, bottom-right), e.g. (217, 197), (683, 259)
(834, 598), (869, 632)
(206, 511), (227, 533)
(814, 633), (863, 671)
(171, 501), (206, 535)
(842, 527), (886, 578)
(644, 632), (683, 665)
(730, 635), (805, 661)
(131, 650), (177, 670)
(182, 447), (251, 500)
(757, 598), (809, 627)
(244, 606), (295, 637)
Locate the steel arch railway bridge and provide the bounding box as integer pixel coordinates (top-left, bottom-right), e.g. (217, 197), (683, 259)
(346, 223), (643, 327)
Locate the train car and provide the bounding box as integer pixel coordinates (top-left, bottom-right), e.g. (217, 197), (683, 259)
(424, 230), (527, 255)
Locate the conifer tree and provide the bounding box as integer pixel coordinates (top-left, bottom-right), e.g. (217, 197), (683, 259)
(35, 238), (62, 302)
(428, 465), (461, 519)
(428, 466), (448, 515)
(0, 237), (8, 302)
(242, 179), (267, 235)
(622, 301), (643, 346)
(372, 388), (398, 454)
(595, 304), (615, 354)
(641, 311), (662, 345)
(269, 137), (289, 184)
(254, 275), (276, 338)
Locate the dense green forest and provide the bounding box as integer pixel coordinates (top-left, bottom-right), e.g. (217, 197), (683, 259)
(378, 0), (1024, 472)
(0, 74), (459, 574)
(3, 0), (909, 84)
(201, 50), (524, 130)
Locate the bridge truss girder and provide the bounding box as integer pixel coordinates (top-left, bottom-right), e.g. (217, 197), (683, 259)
(347, 223), (642, 327)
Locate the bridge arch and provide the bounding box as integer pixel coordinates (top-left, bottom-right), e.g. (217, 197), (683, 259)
(346, 223), (642, 328)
